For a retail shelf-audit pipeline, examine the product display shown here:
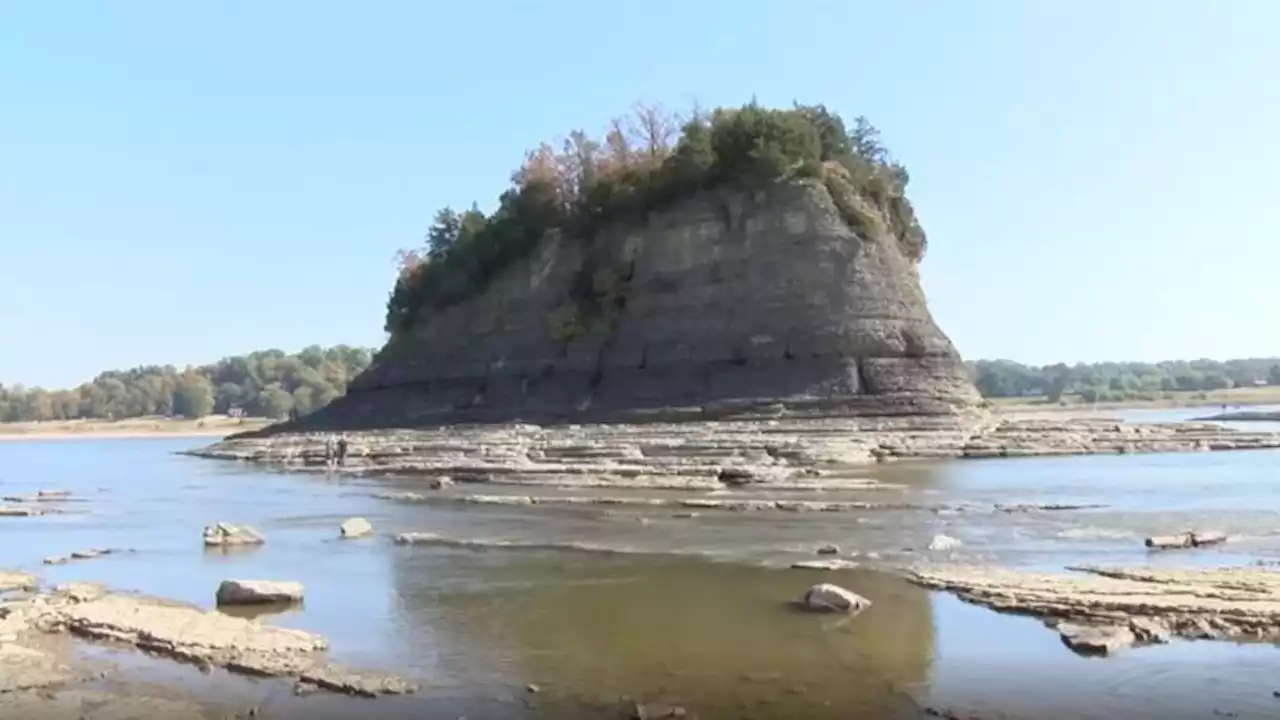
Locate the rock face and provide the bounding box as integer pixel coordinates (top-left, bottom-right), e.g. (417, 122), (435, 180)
(259, 179), (982, 430)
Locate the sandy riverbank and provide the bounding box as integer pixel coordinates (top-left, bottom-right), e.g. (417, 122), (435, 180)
(0, 415), (270, 442)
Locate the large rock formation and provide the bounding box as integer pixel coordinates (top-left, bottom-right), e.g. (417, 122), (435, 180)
(290, 176), (981, 430)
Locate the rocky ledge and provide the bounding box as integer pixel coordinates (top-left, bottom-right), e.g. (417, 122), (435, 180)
(909, 564), (1280, 655)
(188, 415), (1280, 488)
(0, 574), (416, 699)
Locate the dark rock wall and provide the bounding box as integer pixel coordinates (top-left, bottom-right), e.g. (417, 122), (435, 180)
(308, 179), (981, 428)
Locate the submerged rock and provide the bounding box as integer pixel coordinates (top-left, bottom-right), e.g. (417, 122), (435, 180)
(339, 517), (373, 539)
(1145, 531), (1228, 549)
(791, 559), (860, 571)
(1056, 623), (1135, 655)
(202, 522), (265, 547)
(799, 583), (871, 614)
(815, 544), (841, 555)
(42, 548), (126, 565)
(215, 580), (305, 606)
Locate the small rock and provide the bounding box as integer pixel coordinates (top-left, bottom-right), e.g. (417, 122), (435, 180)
(928, 534), (962, 552)
(293, 682), (320, 696)
(339, 517), (372, 539)
(215, 579), (304, 606)
(633, 702), (687, 719)
(203, 523), (265, 547)
(526, 684), (540, 693)
(815, 544), (840, 555)
(790, 559), (860, 571)
(799, 583), (871, 614)
(1057, 623), (1135, 655)
(36, 490), (71, 499)
(672, 512), (700, 519)
(429, 476), (454, 490)
(716, 467), (755, 485)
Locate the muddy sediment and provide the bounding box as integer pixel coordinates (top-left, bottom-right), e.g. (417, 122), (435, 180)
(188, 416), (1280, 490)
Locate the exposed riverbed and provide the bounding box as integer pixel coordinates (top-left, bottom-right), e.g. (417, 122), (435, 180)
(3, 425), (1280, 718)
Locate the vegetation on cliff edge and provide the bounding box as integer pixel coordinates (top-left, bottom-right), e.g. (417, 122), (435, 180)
(387, 101), (918, 336)
(0, 346), (371, 423)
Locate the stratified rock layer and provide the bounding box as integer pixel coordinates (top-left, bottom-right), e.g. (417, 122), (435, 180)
(269, 179), (982, 431)
(191, 416), (1280, 489)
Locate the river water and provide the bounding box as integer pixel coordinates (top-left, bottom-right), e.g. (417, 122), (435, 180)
(3, 416), (1280, 719)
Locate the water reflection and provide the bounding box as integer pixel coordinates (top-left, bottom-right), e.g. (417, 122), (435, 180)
(391, 548), (933, 719)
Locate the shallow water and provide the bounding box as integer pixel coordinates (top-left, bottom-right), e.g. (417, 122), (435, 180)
(3, 436), (1280, 718)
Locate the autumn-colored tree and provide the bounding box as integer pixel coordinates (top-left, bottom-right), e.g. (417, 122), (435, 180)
(384, 100), (918, 336)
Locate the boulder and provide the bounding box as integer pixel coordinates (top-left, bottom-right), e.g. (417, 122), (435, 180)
(429, 476), (454, 490)
(339, 517), (372, 539)
(928, 534), (962, 552)
(815, 544), (840, 555)
(799, 583), (871, 614)
(215, 579), (304, 606)
(203, 522), (265, 547)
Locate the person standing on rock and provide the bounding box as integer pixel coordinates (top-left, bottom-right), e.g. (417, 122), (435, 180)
(324, 434), (337, 470)
(336, 433), (349, 467)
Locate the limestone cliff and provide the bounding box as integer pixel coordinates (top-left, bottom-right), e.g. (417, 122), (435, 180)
(295, 174), (982, 429)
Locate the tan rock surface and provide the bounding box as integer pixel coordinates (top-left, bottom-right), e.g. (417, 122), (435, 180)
(910, 563), (1280, 643)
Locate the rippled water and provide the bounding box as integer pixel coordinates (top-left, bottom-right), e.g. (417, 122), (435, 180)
(3, 433), (1280, 718)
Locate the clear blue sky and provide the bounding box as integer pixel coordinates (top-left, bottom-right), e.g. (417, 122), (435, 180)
(3, 1), (1278, 388)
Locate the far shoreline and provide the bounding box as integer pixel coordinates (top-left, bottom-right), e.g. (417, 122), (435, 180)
(3, 386), (1279, 444)
(0, 415), (271, 442)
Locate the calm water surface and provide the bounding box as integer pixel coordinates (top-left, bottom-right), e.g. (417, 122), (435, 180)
(2, 434), (1280, 719)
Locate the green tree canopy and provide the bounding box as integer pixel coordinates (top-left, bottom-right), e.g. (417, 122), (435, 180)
(385, 100), (910, 336)
(0, 345), (372, 423)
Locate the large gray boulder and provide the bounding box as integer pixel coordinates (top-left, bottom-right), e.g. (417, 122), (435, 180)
(215, 579), (304, 606)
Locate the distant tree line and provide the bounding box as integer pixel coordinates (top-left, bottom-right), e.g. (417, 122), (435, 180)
(0, 345), (372, 423)
(387, 100), (915, 335)
(969, 358), (1280, 403)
